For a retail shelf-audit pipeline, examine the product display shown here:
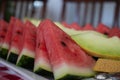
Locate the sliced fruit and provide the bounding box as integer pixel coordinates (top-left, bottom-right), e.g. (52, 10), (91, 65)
(24, 17), (41, 26)
(61, 21), (71, 28)
(43, 19), (96, 80)
(70, 22), (82, 30)
(16, 20), (36, 71)
(96, 23), (110, 35)
(83, 24), (95, 30)
(34, 21), (53, 78)
(7, 18), (24, 64)
(93, 58), (120, 73)
(109, 27), (120, 38)
(1, 17), (16, 59)
(0, 20), (9, 59)
(55, 22), (106, 37)
(72, 33), (120, 59)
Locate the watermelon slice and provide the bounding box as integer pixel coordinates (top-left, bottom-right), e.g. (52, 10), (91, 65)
(0, 17), (16, 59)
(0, 20), (8, 59)
(83, 24), (95, 30)
(70, 22), (82, 30)
(7, 18), (24, 64)
(61, 21), (71, 28)
(96, 23), (110, 35)
(34, 22), (53, 78)
(109, 27), (120, 38)
(16, 20), (36, 71)
(42, 19), (96, 80)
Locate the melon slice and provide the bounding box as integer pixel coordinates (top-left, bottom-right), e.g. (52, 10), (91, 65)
(72, 33), (120, 59)
(7, 18), (24, 64)
(93, 58), (120, 73)
(0, 20), (9, 59)
(16, 20), (36, 71)
(42, 19), (96, 80)
(34, 22), (53, 78)
(55, 22), (106, 37)
(96, 23), (110, 35)
(0, 17), (15, 59)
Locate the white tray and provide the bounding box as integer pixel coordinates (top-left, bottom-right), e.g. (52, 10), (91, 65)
(0, 58), (50, 80)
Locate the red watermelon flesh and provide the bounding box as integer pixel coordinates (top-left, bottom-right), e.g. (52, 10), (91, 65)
(43, 19), (96, 80)
(70, 22), (82, 30)
(16, 20), (36, 71)
(34, 22), (53, 78)
(96, 23), (110, 35)
(109, 27), (120, 38)
(0, 17), (16, 59)
(0, 20), (8, 47)
(2, 17), (16, 48)
(83, 24), (95, 30)
(22, 20), (36, 52)
(61, 21), (71, 28)
(7, 18), (24, 64)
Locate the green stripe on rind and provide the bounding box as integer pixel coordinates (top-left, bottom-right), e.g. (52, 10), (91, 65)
(7, 52), (18, 64)
(16, 55), (34, 71)
(0, 48), (9, 59)
(34, 68), (54, 78)
(57, 74), (83, 80)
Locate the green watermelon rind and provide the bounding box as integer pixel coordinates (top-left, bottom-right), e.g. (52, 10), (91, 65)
(34, 59), (53, 78)
(0, 48), (9, 59)
(34, 67), (54, 78)
(16, 49), (35, 71)
(16, 55), (34, 71)
(7, 47), (20, 64)
(7, 52), (18, 64)
(0, 43), (9, 59)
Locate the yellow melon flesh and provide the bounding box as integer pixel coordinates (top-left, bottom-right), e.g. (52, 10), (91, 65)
(93, 58), (120, 73)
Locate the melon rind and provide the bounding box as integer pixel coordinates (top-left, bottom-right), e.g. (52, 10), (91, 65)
(7, 47), (19, 64)
(0, 43), (9, 59)
(34, 58), (54, 78)
(16, 48), (35, 71)
(54, 63), (95, 80)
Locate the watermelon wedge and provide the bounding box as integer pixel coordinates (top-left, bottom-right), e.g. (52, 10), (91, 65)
(42, 19), (96, 80)
(34, 22), (53, 78)
(96, 23), (110, 35)
(109, 27), (120, 38)
(7, 18), (24, 64)
(83, 24), (95, 30)
(70, 22), (82, 30)
(0, 20), (8, 59)
(16, 20), (36, 71)
(61, 21), (71, 28)
(0, 17), (16, 59)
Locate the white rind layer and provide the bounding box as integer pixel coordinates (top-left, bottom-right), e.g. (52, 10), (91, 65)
(17, 48), (35, 64)
(2, 43), (9, 49)
(7, 47), (20, 60)
(34, 58), (52, 72)
(54, 63), (95, 80)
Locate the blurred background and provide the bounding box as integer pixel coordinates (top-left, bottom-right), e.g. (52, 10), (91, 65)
(0, 0), (120, 28)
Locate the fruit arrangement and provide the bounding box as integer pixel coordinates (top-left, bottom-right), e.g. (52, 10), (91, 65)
(0, 17), (120, 80)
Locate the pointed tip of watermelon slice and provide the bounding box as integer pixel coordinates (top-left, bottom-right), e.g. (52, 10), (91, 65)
(83, 24), (94, 30)
(42, 19), (96, 80)
(96, 23), (110, 35)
